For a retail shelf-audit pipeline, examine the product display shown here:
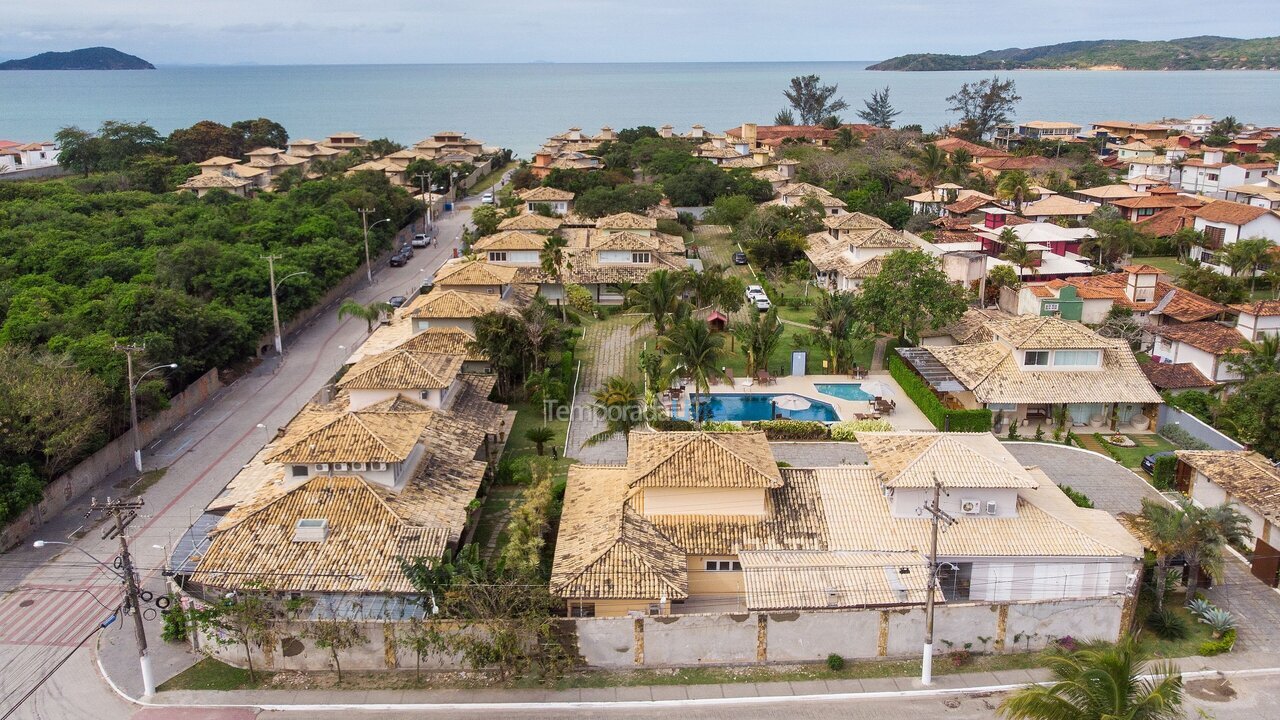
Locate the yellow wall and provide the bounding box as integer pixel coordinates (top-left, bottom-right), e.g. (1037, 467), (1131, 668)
(587, 599), (657, 618)
(640, 487), (766, 516)
(687, 556), (745, 595)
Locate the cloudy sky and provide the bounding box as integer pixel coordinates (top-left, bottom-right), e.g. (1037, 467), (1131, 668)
(4, 1), (1277, 65)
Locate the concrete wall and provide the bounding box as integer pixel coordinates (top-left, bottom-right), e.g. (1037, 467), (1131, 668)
(1157, 405), (1244, 451)
(0, 165), (72, 182)
(0, 369), (223, 550)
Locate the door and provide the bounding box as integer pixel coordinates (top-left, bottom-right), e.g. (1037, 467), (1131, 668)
(791, 350), (807, 377)
(1253, 538), (1280, 588)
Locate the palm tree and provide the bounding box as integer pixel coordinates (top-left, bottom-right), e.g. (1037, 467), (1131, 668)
(731, 308), (784, 376)
(1212, 115), (1242, 137)
(584, 376), (643, 448)
(523, 368), (565, 422)
(1227, 333), (1280, 380)
(999, 228), (1037, 278)
(917, 144), (947, 190)
(622, 269), (682, 336)
(539, 234), (572, 321)
(524, 426), (554, 456)
(1081, 220), (1149, 270)
(1224, 236), (1276, 291)
(999, 635), (1183, 720)
(811, 291), (863, 372)
(996, 170), (1033, 215)
(1131, 498), (1193, 611)
(337, 298), (393, 333)
(1169, 228), (1201, 263)
(1183, 501), (1251, 598)
(658, 317), (726, 425)
(947, 148), (974, 183)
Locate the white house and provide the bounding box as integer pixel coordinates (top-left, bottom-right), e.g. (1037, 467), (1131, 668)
(805, 213), (924, 292)
(519, 186), (575, 215)
(1189, 200), (1280, 272)
(1160, 115), (1215, 135)
(1180, 150), (1277, 198)
(1152, 322), (1246, 385)
(1230, 300), (1280, 341)
(0, 140), (59, 173)
(1175, 451), (1280, 587)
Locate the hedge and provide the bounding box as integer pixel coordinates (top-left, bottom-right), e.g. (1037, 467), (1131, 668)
(1199, 628), (1237, 656)
(830, 419), (894, 441)
(887, 355), (992, 432)
(744, 419), (830, 440)
(1057, 484), (1095, 509)
(650, 419), (695, 431)
(1152, 454), (1178, 490)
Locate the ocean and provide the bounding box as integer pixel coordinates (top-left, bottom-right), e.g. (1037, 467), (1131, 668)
(3, 62), (1280, 155)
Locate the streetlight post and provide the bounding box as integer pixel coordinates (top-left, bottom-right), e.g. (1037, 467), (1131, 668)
(357, 208), (392, 284)
(113, 345), (177, 473)
(262, 255), (309, 355)
(413, 173), (432, 232)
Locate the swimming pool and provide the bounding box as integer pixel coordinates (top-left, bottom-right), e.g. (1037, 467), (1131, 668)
(814, 383), (876, 402)
(680, 393), (839, 422)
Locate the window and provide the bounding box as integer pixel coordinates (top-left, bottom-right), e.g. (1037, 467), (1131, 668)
(568, 603), (596, 618)
(704, 560), (742, 572)
(1042, 302), (1060, 313)
(1202, 225), (1226, 249)
(488, 252), (507, 262)
(631, 252), (651, 264)
(1138, 208), (1155, 217)
(1024, 350), (1050, 367)
(1207, 173), (1219, 181)
(291, 465), (309, 477)
(1054, 349), (1101, 367)
(937, 562), (973, 601)
(420, 390), (432, 400)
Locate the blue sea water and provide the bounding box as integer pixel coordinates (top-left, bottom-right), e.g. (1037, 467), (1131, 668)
(814, 383), (876, 402)
(683, 393), (839, 422)
(2, 62), (1280, 155)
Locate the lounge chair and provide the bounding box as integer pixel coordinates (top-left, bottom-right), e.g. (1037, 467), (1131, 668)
(756, 369), (775, 385)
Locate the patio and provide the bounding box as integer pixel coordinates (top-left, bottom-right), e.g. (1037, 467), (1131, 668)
(692, 372), (934, 431)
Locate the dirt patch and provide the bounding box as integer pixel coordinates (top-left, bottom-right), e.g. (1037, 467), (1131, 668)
(1186, 675), (1237, 702)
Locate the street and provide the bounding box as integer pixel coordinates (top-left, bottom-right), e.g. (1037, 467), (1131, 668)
(0, 185), (486, 720)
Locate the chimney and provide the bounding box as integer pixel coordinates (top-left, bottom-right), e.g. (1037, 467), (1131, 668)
(778, 160), (796, 180)
(742, 122), (758, 146)
(659, 124), (673, 139)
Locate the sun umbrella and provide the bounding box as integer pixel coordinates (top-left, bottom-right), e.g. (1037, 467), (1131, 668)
(861, 381), (895, 400)
(772, 394), (812, 411)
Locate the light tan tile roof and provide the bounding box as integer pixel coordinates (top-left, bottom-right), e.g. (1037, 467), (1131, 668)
(179, 174), (252, 190)
(471, 230), (549, 251)
(395, 326), (486, 362)
(823, 212), (891, 231)
(1177, 450), (1280, 524)
(1021, 196), (1098, 217)
(1075, 184), (1149, 200)
(857, 432), (1038, 489)
(1194, 200), (1272, 226)
(407, 288), (519, 319)
(197, 156), (239, 166)
(645, 204), (680, 220)
(337, 349), (463, 390)
(520, 186), (575, 202)
(433, 258), (518, 287)
(497, 213), (563, 232)
(596, 212), (658, 230)
(987, 315), (1111, 349)
(591, 231), (662, 251)
(777, 182), (833, 198)
(1155, 321), (1246, 355)
(739, 550), (935, 610)
(627, 431), (783, 489)
(920, 308), (1013, 343)
(847, 227), (918, 249)
(267, 403), (433, 464)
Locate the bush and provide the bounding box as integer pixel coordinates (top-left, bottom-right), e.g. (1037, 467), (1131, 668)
(564, 283), (595, 314)
(1146, 608), (1190, 640)
(948, 650), (973, 667)
(161, 598), (188, 643)
(1057, 484), (1094, 508)
(1186, 597), (1214, 621)
(888, 355), (991, 432)
(830, 419), (894, 441)
(700, 420), (744, 432)
(650, 419), (695, 431)
(1152, 454), (1178, 490)
(1158, 424), (1213, 451)
(1200, 607), (1236, 637)
(744, 419), (830, 440)
(1199, 628), (1237, 656)
(826, 653), (845, 671)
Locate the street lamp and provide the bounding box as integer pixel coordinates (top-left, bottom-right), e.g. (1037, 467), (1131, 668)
(32, 540), (125, 580)
(114, 347), (178, 473)
(357, 209), (392, 284)
(262, 255), (310, 355)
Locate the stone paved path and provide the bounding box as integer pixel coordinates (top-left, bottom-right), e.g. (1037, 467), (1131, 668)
(565, 316), (646, 465)
(870, 337), (890, 371)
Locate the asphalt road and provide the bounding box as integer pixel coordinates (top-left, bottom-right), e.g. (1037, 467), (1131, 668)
(0, 191), (483, 720)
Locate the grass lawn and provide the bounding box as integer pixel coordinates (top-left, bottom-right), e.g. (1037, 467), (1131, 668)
(1095, 433), (1177, 471)
(467, 161), (517, 195)
(159, 658), (265, 691)
(504, 400), (574, 474)
(1140, 600), (1215, 660)
(1131, 256), (1185, 276)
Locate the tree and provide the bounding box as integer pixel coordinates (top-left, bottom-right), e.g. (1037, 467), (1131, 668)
(167, 120), (243, 163)
(783, 74), (849, 126)
(401, 616), (448, 680)
(622, 269), (682, 336)
(337, 298), (392, 333)
(774, 108), (796, 125)
(857, 250), (968, 342)
(53, 126), (102, 175)
(498, 458), (556, 575)
(1226, 334), (1280, 380)
(998, 635), (1183, 720)
(1211, 116), (1242, 137)
(946, 76), (1022, 140)
(1183, 501), (1251, 598)
(1131, 498), (1193, 611)
(539, 234), (572, 321)
(1169, 227), (1202, 262)
(192, 589), (278, 681)
(1217, 373), (1280, 458)
(809, 291), (864, 373)
(999, 229), (1037, 278)
(524, 425), (555, 456)
(916, 144), (947, 189)
(0, 346), (110, 479)
(524, 368), (565, 422)
(995, 170), (1033, 214)
(1176, 264), (1247, 305)
(585, 376), (644, 447)
(731, 308), (784, 376)
(1223, 236), (1276, 291)
(856, 86), (901, 129)
(305, 604), (367, 684)
(470, 204), (502, 237)
(1082, 219), (1150, 270)
(983, 264), (1021, 306)
(231, 117), (289, 149)
(658, 316), (727, 424)
(703, 195), (756, 227)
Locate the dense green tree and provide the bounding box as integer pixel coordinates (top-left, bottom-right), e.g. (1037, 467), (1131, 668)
(167, 120), (243, 163)
(1176, 264), (1248, 304)
(1223, 236), (1276, 290)
(622, 269), (683, 336)
(574, 184), (663, 218)
(702, 194), (756, 227)
(585, 376), (644, 448)
(857, 250), (967, 342)
(659, 316), (727, 425)
(946, 76), (1021, 140)
(1227, 334), (1280, 380)
(1217, 373), (1280, 458)
(523, 368), (565, 422)
(231, 117), (289, 149)
(774, 108), (796, 126)
(783, 75), (849, 126)
(916, 144), (947, 189)
(53, 126), (103, 175)
(732, 308), (784, 376)
(1183, 501), (1251, 597)
(470, 204), (502, 236)
(995, 170), (1033, 214)
(999, 228), (1038, 277)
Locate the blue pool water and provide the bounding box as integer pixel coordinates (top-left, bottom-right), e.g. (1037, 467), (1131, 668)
(814, 383), (876, 402)
(681, 393), (839, 422)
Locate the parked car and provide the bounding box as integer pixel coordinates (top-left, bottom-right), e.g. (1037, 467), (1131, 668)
(389, 253), (408, 267)
(399, 243), (414, 259)
(745, 284), (766, 301)
(388, 295), (407, 309)
(732, 252), (749, 265)
(1141, 450), (1176, 475)
(419, 279), (434, 294)
(411, 233), (430, 248)
(481, 191), (494, 204)
(755, 297), (772, 311)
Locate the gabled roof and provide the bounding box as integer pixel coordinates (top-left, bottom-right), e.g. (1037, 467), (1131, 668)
(433, 259), (518, 286)
(987, 315), (1110, 349)
(1136, 206), (1197, 237)
(823, 212), (891, 231)
(591, 231), (661, 251)
(858, 433), (1038, 489)
(520, 186), (575, 202)
(267, 404), (433, 464)
(197, 156), (239, 166)
(1229, 300), (1280, 317)
(1177, 451), (1280, 525)
(394, 326), (485, 362)
(408, 288), (516, 319)
(944, 195), (993, 215)
(627, 431), (783, 489)
(1021, 195), (1097, 217)
(1194, 200), (1272, 226)
(1140, 361), (1214, 391)
(497, 213), (563, 232)
(595, 211), (659, 230)
(337, 349), (463, 390)
(846, 227), (917, 249)
(932, 137), (1010, 158)
(1074, 185), (1149, 200)
(471, 230), (548, 251)
(1156, 321), (1246, 355)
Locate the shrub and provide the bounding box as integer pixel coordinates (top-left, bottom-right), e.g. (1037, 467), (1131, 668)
(1200, 608), (1236, 637)
(948, 650), (973, 667)
(1057, 484), (1094, 509)
(700, 420), (744, 432)
(1152, 454), (1178, 490)
(826, 653), (845, 671)
(1158, 423), (1213, 451)
(1146, 607), (1190, 640)
(1052, 635), (1078, 653)
(1186, 597), (1214, 621)
(161, 599), (188, 643)
(744, 419), (830, 440)
(1093, 433), (1124, 463)
(830, 419), (894, 441)
(650, 419), (695, 431)
(1198, 628), (1237, 656)
(888, 355), (991, 432)
(564, 283), (595, 314)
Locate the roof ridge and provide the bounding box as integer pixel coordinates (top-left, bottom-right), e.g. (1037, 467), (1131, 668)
(348, 411), (406, 459)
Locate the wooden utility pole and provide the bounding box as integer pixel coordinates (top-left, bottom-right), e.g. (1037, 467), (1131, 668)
(357, 207), (375, 283)
(113, 344), (146, 473)
(88, 496), (154, 696)
(921, 473), (955, 685)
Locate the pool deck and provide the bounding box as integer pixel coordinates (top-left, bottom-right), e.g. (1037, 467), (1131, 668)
(704, 372), (934, 431)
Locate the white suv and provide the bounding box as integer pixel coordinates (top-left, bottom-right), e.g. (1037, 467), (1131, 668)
(745, 284), (766, 301)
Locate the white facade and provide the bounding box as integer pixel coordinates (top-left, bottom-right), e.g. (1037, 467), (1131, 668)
(1236, 312), (1280, 342)
(1151, 336), (1243, 384)
(412, 317), (476, 335)
(0, 142), (59, 174)
(486, 250), (539, 264)
(1191, 212), (1280, 273)
(1188, 469), (1275, 550)
(347, 380), (456, 411)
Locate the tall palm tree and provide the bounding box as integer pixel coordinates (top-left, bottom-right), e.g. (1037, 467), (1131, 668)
(1169, 228), (1201, 263)
(917, 144), (947, 190)
(622, 269), (682, 336)
(731, 308), (784, 376)
(1081, 220), (1149, 270)
(999, 635), (1183, 720)
(1227, 333), (1280, 380)
(811, 291), (863, 372)
(523, 368), (565, 422)
(947, 148), (974, 183)
(999, 228), (1038, 278)
(996, 170), (1033, 215)
(1183, 501), (1251, 598)
(337, 298), (392, 333)
(584, 376), (643, 448)
(1131, 498), (1193, 611)
(1224, 236), (1276, 291)
(658, 317), (726, 426)
(1212, 115), (1242, 137)
(539, 234), (572, 321)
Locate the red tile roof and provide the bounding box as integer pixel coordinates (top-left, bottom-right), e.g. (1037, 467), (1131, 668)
(980, 157), (1063, 172)
(1228, 300), (1280, 317)
(944, 195), (992, 215)
(1193, 201), (1272, 226)
(932, 137), (1010, 159)
(1156, 321), (1247, 355)
(1140, 362), (1214, 390)
(1136, 207), (1196, 237)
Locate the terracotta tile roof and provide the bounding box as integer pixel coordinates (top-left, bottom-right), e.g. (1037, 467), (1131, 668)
(645, 204), (680, 220)
(1140, 361), (1214, 391)
(981, 157), (1064, 172)
(471, 230), (548, 251)
(1155, 321), (1246, 355)
(931, 216), (975, 230)
(1151, 283), (1228, 323)
(267, 402), (433, 464)
(847, 228), (918, 249)
(1176, 451), (1280, 525)
(857, 433), (1038, 489)
(337, 349), (463, 390)
(1193, 200), (1272, 226)
(1229, 300), (1280, 317)
(1021, 195), (1098, 217)
(1111, 194), (1204, 210)
(777, 181), (834, 198)
(497, 213), (562, 232)
(433, 258), (518, 287)
(596, 212), (658, 230)
(921, 308), (1014, 343)
(987, 315), (1111, 349)
(591, 230), (662, 251)
(519, 186), (575, 202)
(407, 288), (524, 320)
(1075, 185), (1149, 200)
(823, 212), (891, 231)
(932, 137), (1010, 158)
(933, 230), (978, 243)
(738, 550), (935, 610)
(627, 432), (783, 489)
(1136, 207), (1197, 237)
(944, 195), (993, 215)
(394, 326), (486, 362)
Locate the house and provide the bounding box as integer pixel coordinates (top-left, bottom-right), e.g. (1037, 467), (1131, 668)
(1174, 451), (1280, 587)
(1189, 200), (1280, 271)
(968, 222), (1096, 280)
(724, 123), (878, 154)
(1019, 195), (1097, 224)
(930, 137), (1011, 165)
(497, 212), (563, 233)
(519, 186), (574, 215)
(1125, 155), (1182, 186)
(531, 148), (603, 179)
(551, 430), (1141, 617)
(971, 156), (1068, 180)
(1139, 362), (1214, 394)
(898, 315), (1162, 430)
(405, 285), (533, 335)
(1151, 322), (1246, 384)
(1090, 121), (1171, 142)
(411, 131), (489, 162)
(243, 147), (308, 185)
(337, 347), (466, 411)
(1224, 179), (1280, 211)
(0, 140), (59, 173)
(1229, 300), (1280, 341)
(765, 182), (848, 215)
(993, 121), (1083, 151)
(1159, 115), (1215, 136)
(903, 184), (994, 216)
(177, 156), (255, 197)
(1136, 206), (1198, 238)
(1113, 141), (1157, 162)
(1073, 184), (1150, 206)
(1180, 149), (1276, 197)
(286, 138), (342, 163)
(805, 213), (924, 292)
(1109, 187), (1205, 223)
(321, 132), (368, 151)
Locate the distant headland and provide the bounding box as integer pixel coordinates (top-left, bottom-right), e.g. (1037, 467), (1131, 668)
(0, 47), (154, 71)
(868, 36), (1280, 71)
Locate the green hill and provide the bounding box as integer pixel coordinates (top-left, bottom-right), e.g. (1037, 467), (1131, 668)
(0, 47), (154, 70)
(868, 36), (1280, 71)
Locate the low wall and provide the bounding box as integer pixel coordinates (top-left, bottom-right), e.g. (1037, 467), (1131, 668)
(1157, 405), (1243, 451)
(0, 368), (222, 550)
(0, 165), (72, 182)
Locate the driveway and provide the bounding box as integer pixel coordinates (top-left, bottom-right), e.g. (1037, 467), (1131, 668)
(1004, 442), (1163, 514)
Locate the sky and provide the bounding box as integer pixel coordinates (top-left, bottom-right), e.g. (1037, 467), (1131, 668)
(3, 1), (1279, 65)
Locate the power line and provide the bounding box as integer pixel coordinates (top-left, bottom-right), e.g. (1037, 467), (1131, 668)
(0, 610), (116, 720)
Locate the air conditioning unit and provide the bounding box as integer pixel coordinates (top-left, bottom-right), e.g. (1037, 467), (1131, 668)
(333, 462), (349, 472)
(960, 499), (982, 515)
(351, 462), (366, 472)
(372, 462), (388, 472)
(315, 463), (330, 472)
(986, 501), (999, 515)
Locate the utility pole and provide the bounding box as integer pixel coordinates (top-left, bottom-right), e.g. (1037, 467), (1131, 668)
(88, 497), (154, 697)
(413, 173), (432, 232)
(921, 473), (955, 686)
(357, 207), (375, 284)
(262, 254), (283, 355)
(114, 344), (146, 473)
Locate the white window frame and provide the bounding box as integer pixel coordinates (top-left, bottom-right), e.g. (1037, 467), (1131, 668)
(631, 252), (651, 264)
(1053, 349), (1101, 367)
(704, 559), (742, 572)
(488, 251), (507, 262)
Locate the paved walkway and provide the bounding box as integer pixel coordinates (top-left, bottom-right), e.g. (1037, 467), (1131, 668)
(565, 316), (645, 465)
(869, 337), (891, 371)
(1005, 442), (1162, 514)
